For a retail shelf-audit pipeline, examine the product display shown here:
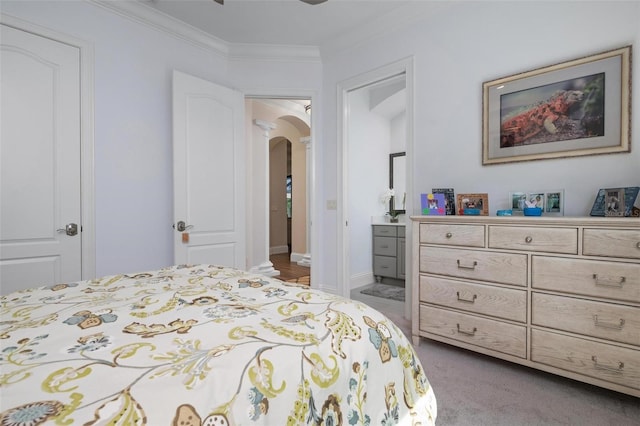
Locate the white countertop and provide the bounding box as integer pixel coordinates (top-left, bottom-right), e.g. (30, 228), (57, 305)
(371, 215), (406, 226)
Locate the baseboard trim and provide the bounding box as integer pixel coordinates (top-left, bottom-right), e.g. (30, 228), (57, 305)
(350, 272), (374, 290)
(269, 245), (289, 255)
(290, 252), (304, 263)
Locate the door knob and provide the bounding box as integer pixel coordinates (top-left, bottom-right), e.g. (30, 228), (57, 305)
(57, 223), (78, 236)
(174, 221), (193, 232)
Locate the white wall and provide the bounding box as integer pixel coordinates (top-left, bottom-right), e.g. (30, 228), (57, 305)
(3, 1), (638, 297)
(1, 1), (321, 277)
(322, 0), (640, 291)
(348, 87), (392, 286)
(390, 113), (406, 155)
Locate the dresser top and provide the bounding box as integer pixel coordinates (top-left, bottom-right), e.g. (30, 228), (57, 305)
(410, 215), (640, 229)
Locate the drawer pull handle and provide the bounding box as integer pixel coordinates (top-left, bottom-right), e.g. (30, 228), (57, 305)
(456, 260), (477, 270)
(456, 324), (477, 336)
(592, 274), (626, 288)
(381, 245), (389, 248)
(591, 356), (624, 373)
(456, 291), (477, 303)
(593, 315), (625, 330)
(637, 242), (640, 249)
(446, 232), (453, 239)
(525, 236), (533, 243)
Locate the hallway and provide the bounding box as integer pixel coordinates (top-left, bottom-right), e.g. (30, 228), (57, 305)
(270, 253), (310, 284)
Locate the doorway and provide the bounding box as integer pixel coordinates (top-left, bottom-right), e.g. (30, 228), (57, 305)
(338, 58), (414, 317)
(247, 98), (312, 284)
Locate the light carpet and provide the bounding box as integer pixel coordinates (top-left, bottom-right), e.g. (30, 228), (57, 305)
(378, 309), (640, 426)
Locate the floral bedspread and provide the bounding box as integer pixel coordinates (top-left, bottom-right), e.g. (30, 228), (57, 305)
(0, 264), (436, 425)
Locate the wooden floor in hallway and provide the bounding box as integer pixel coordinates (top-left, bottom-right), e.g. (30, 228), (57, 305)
(270, 253), (310, 284)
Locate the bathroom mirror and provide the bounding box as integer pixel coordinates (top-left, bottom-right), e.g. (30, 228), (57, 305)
(389, 152), (406, 214)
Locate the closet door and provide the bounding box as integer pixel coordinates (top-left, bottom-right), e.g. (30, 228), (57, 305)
(0, 24), (82, 294)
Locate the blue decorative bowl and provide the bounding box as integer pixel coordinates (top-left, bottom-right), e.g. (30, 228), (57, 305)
(523, 207), (542, 216)
(497, 209), (513, 216)
(463, 208), (480, 215)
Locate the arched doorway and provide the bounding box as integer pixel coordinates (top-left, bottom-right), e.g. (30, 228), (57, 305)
(248, 99), (312, 284)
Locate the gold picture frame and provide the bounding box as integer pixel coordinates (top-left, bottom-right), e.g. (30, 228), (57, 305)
(456, 193), (489, 216)
(483, 46), (631, 165)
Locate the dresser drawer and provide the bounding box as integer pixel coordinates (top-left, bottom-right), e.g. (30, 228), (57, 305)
(531, 329), (640, 391)
(420, 223), (484, 247)
(532, 293), (640, 346)
(419, 246), (527, 287)
(489, 226), (578, 254)
(583, 228), (640, 260)
(373, 225), (398, 237)
(419, 305), (526, 358)
(532, 256), (640, 303)
(373, 236), (397, 256)
(420, 275), (526, 322)
(373, 255), (397, 277)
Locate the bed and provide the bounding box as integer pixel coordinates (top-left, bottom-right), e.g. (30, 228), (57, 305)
(0, 264), (436, 425)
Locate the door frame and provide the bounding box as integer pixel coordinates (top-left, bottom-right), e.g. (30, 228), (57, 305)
(245, 89), (318, 289)
(1, 13), (96, 280)
(337, 57), (414, 312)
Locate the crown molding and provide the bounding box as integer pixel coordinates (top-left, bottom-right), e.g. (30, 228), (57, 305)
(89, 0), (320, 63)
(89, 0), (229, 57)
(229, 43), (320, 63)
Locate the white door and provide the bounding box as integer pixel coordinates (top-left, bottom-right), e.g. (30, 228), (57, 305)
(0, 24), (82, 295)
(172, 71), (245, 268)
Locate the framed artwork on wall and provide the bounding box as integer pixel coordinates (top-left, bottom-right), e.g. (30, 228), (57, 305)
(483, 45), (631, 165)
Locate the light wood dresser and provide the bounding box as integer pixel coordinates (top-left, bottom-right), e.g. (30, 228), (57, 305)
(411, 216), (640, 397)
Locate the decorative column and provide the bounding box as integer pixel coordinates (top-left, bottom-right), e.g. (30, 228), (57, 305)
(250, 119), (279, 277)
(297, 136), (312, 267)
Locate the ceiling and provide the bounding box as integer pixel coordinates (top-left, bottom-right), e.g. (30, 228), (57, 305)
(140, 0), (433, 48)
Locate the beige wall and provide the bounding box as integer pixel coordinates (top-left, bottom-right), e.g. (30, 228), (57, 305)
(269, 139), (288, 252)
(290, 136), (307, 255)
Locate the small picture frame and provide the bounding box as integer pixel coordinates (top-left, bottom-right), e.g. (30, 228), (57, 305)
(526, 192), (545, 211)
(590, 187), (640, 216)
(421, 193), (446, 216)
(509, 190), (564, 216)
(432, 188), (456, 215)
(604, 188), (625, 217)
(544, 190), (564, 216)
(508, 191), (527, 215)
(456, 193), (489, 216)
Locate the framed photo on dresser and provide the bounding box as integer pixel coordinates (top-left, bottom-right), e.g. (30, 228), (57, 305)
(509, 190), (564, 216)
(591, 186), (640, 217)
(456, 193), (489, 215)
(432, 188), (456, 215)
